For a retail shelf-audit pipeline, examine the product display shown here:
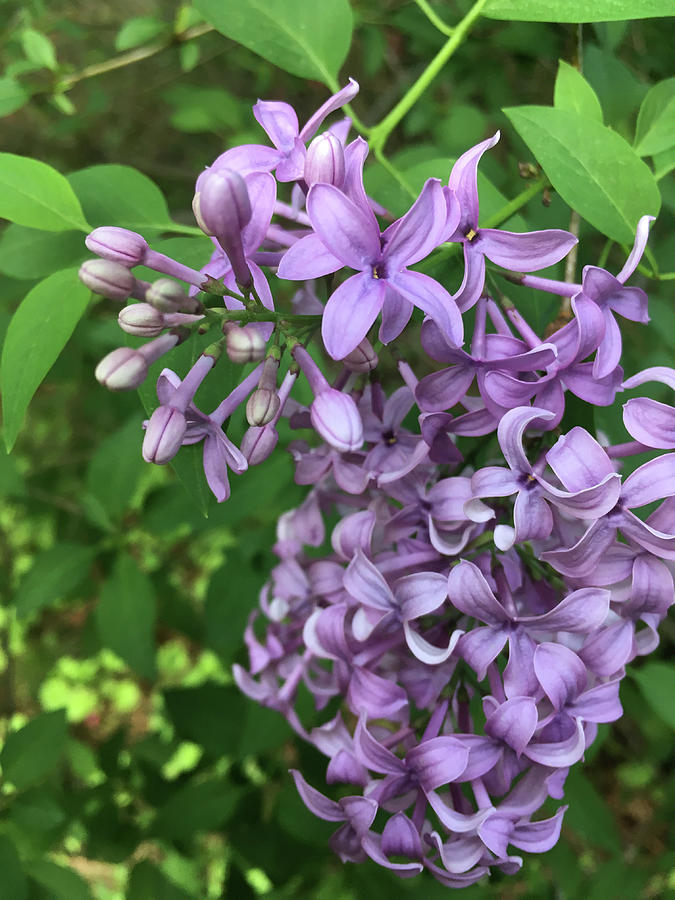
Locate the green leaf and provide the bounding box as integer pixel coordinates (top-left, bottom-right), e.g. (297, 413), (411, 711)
(554, 60), (603, 122)
(178, 42), (201, 73)
(10, 790), (66, 832)
(14, 543), (96, 618)
(1, 267), (91, 452)
(632, 661), (675, 729)
(562, 769), (621, 852)
(0, 225), (86, 280)
(634, 78), (675, 157)
(28, 861), (93, 900)
(128, 862), (192, 900)
(484, 0), (675, 21)
(0, 710), (68, 790)
(84, 416), (146, 526)
(193, 0), (353, 86)
(0, 154), (90, 232)
(67, 164), (172, 231)
(21, 29), (58, 71)
(115, 16), (168, 51)
(0, 836), (27, 900)
(0, 77), (30, 118)
(95, 554), (157, 679)
(164, 683), (247, 756)
(163, 84), (243, 133)
(153, 779), (243, 838)
(504, 105), (661, 243)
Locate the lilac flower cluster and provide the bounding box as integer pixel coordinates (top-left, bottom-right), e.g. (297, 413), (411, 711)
(80, 80), (675, 886)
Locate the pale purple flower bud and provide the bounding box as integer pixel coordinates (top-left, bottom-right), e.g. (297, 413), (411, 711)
(341, 337), (378, 373)
(225, 323), (267, 364)
(85, 227), (148, 267)
(142, 406), (187, 464)
(311, 389), (363, 452)
(195, 168), (252, 287)
(95, 347), (148, 391)
(304, 132), (345, 187)
(95, 332), (179, 391)
(241, 424), (279, 465)
(79, 259), (137, 301)
(118, 303), (165, 337)
(246, 388), (281, 426)
(145, 278), (189, 313)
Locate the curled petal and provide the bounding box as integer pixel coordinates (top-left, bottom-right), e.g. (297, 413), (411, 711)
(299, 78), (360, 142)
(623, 398), (675, 450)
(406, 736), (470, 790)
(290, 770), (344, 821)
(253, 101), (299, 151)
(448, 560), (510, 625)
(533, 643), (587, 709)
(479, 227), (577, 271)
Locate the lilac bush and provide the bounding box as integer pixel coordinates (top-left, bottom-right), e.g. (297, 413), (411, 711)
(80, 80), (674, 887)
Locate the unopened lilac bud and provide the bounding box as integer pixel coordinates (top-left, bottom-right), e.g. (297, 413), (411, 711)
(311, 389), (363, 452)
(85, 227), (148, 267)
(95, 347), (148, 391)
(197, 169), (252, 287)
(225, 324), (266, 364)
(304, 132), (345, 187)
(118, 303), (165, 337)
(146, 278), (188, 313)
(342, 338), (378, 373)
(241, 424), (279, 465)
(79, 259), (136, 301)
(246, 389), (280, 427)
(142, 406), (187, 465)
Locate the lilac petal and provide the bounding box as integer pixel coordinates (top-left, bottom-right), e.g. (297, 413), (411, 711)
(322, 272), (385, 360)
(378, 285), (413, 344)
(277, 232), (344, 279)
(406, 736), (469, 790)
(519, 587), (610, 633)
(546, 426), (615, 491)
(480, 227), (577, 271)
(331, 510), (375, 561)
(420, 318), (468, 363)
(615, 214), (655, 283)
(454, 734), (503, 781)
(340, 796), (378, 834)
(448, 560), (510, 625)
(416, 365), (475, 413)
(203, 433), (239, 502)
(513, 489), (553, 544)
(448, 131), (500, 234)
(275, 140), (307, 182)
(396, 571), (447, 619)
(622, 453), (675, 508)
(428, 476), (474, 521)
(523, 719), (585, 767)
(539, 472), (621, 519)
(477, 815), (513, 858)
(361, 833), (423, 875)
(383, 386), (415, 430)
(156, 368), (181, 405)
(568, 681), (622, 723)
(347, 667), (408, 719)
(579, 620), (633, 676)
(593, 310), (622, 379)
(484, 342), (558, 372)
(390, 270), (464, 348)
(248, 260), (274, 310)
(290, 770), (344, 821)
(623, 398), (675, 449)
(299, 78), (359, 142)
(503, 629), (538, 698)
(510, 807), (566, 853)
(623, 365), (675, 391)
(385, 179), (448, 268)
(454, 243), (486, 312)
(307, 182), (380, 269)
(326, 750), (369, 786)
(344, 548), (395, 612)
(626, 554), (674, 618)
(403, 621), (462, 665)
(563, 362), (623, 405)
(499, 406), (554, 474)
(480, 371), (542, 412)
(619, 509), (675, 559)
(469, 465), (519, 501)
(381, 812), (423, 859)
(242, 172), (277, 251)
(426, 795), (494, 833)
(485, 697), (538, 755)
(333, 456), (372, 494)
(429, 832), (485, 875)
(303, 605), (349, 660)
(542, 519), (617, 578)
(342, 136), (370, 210)
(458, 627), (508, 678)
(253, 100), (298, 151)
(533, 643), (587, 709)
(197, 145), (282, 182)
(354, 718), (406, 775)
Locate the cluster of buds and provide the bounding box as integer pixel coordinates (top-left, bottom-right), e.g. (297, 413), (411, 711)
(79, 78), (674, 886)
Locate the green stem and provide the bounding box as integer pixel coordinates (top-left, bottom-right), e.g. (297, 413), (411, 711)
(374, 148), (416, 200)
(204, 307), (321, 326)
(414, 0), (455, 36)
(369, 0), (488, 152)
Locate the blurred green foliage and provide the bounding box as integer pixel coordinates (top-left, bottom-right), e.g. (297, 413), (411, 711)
(0, 0), (673, 897)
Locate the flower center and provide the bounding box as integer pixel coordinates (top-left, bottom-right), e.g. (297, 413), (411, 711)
(465, 228), (478, 242)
